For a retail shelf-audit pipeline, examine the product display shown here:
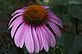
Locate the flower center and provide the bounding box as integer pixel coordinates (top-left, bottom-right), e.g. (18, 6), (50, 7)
(23, 5), (47, 25)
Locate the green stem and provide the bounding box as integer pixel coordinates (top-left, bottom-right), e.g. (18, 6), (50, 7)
(75, 18), (79, 35)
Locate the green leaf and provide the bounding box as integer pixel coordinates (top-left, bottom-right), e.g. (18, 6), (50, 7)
(58, 32), (82, 54)
(49, 0), (82, 6)
(23, 47), (28, 54)
(48, 0), (68, 7)
(50, 46), (63, 54)
(68, 5), (82, 20)
(68, 0), (82, 4)
(58, 32), (76, 54)
(69, 35), (82, 54)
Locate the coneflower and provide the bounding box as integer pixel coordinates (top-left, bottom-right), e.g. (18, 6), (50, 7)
(8, 4), (63, 53)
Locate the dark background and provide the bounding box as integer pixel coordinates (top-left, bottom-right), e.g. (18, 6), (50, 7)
(0, 0), (82, 54)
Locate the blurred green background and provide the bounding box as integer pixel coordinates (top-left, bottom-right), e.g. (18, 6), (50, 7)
(0, 0), (82, 54)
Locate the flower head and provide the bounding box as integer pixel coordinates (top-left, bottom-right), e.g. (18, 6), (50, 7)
(23, 5), (47, 25)
(8, 4), (63, 53)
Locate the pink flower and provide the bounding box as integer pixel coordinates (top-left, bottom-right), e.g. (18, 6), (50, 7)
(8, 4), (63, 53)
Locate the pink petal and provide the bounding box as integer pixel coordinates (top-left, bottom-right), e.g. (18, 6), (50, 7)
(10, 17), (23, 38)
(43, 24), (56, 47)
(47, 11), (63, 28)
(14, 23), (24, 47)
(19, 24), (25, 48)
(36, 26), (43, 51)
(48, 16), (63, 28)
(42, 6), (49, 9)
(41, 25), (50, 49)
(11, 9), (24, 16)
(48, 21), (62, 37)
(9, 16), (23, 29)
(39, 26), (49, 52)
(31, 27), (39, 53)
(9, 13), (23, 26)
(24, 24), (34, 53)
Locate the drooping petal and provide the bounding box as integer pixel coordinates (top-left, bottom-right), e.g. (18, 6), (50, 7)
(11, 23), (22, 38)
(9, 13), (23, 26)
(40, 25), (50, 48)
(14, 23), (24, 47)
(31, 27), (39, 53)
(43, 24), (56, 47)
(10, 17), (23, 38)
(11, 8), (24, 16)
(36, 26), (43, 51)
(48, 16), (62, 28)
(19, 24), (25, 48)
(48, 21), (62, 37)
(39, 26), (49, 52)
(24, 24), (34, 53)
(9, 16), (23, 29)
(42, 6), (49, 9)
(47, 11), (63, 28)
